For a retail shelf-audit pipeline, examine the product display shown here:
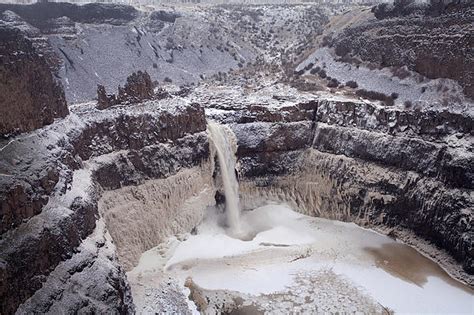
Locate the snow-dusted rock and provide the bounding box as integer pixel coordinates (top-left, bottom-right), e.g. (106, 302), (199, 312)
(0, 25), (68, 137)
(199, 85), (473, 280)
(0, 99), (210, 314)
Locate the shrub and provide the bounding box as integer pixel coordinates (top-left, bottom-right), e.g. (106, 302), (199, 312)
(164, 77), (172, 83)
(391, 92), (399, 100)
(345, 80), (358, 89)
(318, 70), (327, 79)
(404, 100), (413, 108)
(310, 66), (321, 75)
(321, 35), (332, 47)
(294, 69), (305, 76)
(336, 54), (362, 65)
(356, 89), (394, 106)
(385, 97), (395, 106)
(304, 63), (314, 71)
(327, 78), (340, 88)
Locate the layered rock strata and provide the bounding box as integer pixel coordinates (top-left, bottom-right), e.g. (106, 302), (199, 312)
(97, 71), (155, 110)
(328, 4), (474, 98)
(0, 100), (212, 314)
(203, 87), (473, 282)
(1, 82), (472, 313)
(0, 25), (68, 136)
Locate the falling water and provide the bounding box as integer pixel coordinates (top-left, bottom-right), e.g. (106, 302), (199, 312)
(208, 121), (241, 235)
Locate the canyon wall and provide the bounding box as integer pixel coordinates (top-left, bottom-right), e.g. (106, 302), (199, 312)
(1, 80), (472, 313)
(0, 25), (68, 136)
(99, 163), (215, 270)
(204, 89), (473, 281)
(0, 99), (212, 313)
(327, 3), (474, 98)
(0, 2), (327, 103)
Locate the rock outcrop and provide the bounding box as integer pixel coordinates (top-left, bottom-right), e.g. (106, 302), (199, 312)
(0, 2), (138, 30)
(327, 3), (474, 98)
(0, 25), (68, 137)
(200, 85), (473, 281)
(0, 99), (211, 314)
(0, 2), (327, 103)
(97, 71), (155, 109)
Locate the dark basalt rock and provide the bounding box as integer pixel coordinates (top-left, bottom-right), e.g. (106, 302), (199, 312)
(149, 10), (180, 23)
(329, 4), (474, 98)
(0, 2), (138, 30)
(118, 71), (154, 104)
(97, 84), (117, 110)
(0, 25), (68, 137)
(97, 71), (155, 109)
(205, 90), (473, 277)
(0, 167), (60, 235)
(0, 196), (99, 315)
(93, 132), (210, 190)
(373, 0), (472, 20)
(0, 100), (209, 313)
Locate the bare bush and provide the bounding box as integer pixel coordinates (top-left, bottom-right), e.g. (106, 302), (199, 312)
(356, 89), (395, 106)
(304, 63), (314, 71)
(327, 78), (340, 88)
(345, 80), (358, 89)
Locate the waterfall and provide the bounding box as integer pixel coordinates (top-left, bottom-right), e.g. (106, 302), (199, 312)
(208, 121), (241, 235)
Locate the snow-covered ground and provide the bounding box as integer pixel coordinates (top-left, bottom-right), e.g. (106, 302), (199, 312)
(0, 3), (326, 103)
(129, 203), (474, 314)
(297, 48), (473, 114)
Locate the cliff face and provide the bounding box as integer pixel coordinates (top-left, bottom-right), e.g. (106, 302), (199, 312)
(1, 85), (472, 313)
(0, 2), (472, 313)
(0, 2), (138, 29)
(0, 25), (68, 136)
(327, 4), (474, 98)
(202, 85), (473, 281)
(0, 2), (327, 103)
(0, 100), (211, 314)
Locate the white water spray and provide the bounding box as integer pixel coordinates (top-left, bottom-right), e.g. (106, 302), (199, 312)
(208, 121), (242, 235)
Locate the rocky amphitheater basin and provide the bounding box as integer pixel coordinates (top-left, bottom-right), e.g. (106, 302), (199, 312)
(128, 203), (474, 314)
(1, 2), (473, 313)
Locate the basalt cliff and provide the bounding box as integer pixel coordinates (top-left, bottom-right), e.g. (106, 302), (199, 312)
(0, 1), (473, 313)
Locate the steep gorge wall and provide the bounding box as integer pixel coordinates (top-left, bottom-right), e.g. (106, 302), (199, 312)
(99, 161), (215, 270)
(0, 25), (68, 136)
(327, 4), (474, 98)
(0, 85), (472, 313)
(207, 95), (473, 281)
(0, 100), (211, 313)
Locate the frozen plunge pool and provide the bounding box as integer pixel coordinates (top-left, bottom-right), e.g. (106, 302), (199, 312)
(128, 204), (474, 314)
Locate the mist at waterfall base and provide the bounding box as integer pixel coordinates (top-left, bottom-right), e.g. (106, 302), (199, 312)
(129, 123), (473, 313)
